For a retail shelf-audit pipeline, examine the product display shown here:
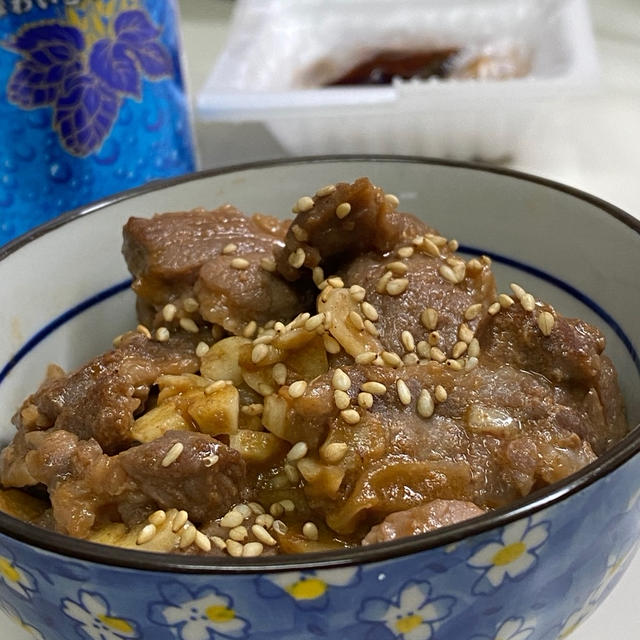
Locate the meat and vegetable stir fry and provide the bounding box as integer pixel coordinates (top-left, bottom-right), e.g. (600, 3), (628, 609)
(0, 178), (628, 557)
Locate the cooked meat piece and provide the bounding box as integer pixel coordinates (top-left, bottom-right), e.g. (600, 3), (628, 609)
(123, 207), (310, 333)
(118, 430), (246, 523)
(362, 499), (485, 544)
(12, 332), (200, 454)
(287, 360), (603, 534)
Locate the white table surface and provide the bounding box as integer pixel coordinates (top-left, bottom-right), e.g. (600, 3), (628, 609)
(4, 0), (639, 637)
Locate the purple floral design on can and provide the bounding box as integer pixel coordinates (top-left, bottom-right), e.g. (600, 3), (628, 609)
(5, 9), (173, 157)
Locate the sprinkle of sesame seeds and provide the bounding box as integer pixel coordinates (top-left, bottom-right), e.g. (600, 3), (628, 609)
(260, 257), (276, 272)
(236, 503), (254, 518)
(248, 502), (265, 515)
(316, 184), (336, 197)
(448, 239), (459, 251)
(412, 235), (424, 246)
(222, 243), (237, 255)
(179, 524), (197, 549)
(161, 442), (184, 467)
(148, 510), (167, 527)
(428, 331), (441, 346)
(220, 510), (244, 528)
(272, 362), (287, 386)
(421, 237), (441, 258)
(385, 193), (400, 208)
(229, 525), (248, 542)
(381, 351), (402, 367)
(325, 276), (343, 289)
(361, 381), (387, 395)
(285, 461), (300, 483)
(304, 313), (325, 332)
(303, 521), (319, 541)
(446, 358), (464, 371)
(296, 196), (314, 212)
(251, 343), (269, 364)
(279, 499), (295, 512)
(468, 338), (480, 358)
(355, 351), (378, 365)
(452, 341), (468, 358)
(195, 341), (210, 358)
(323, 334), (341, 354)
(397, 246), (414, 258)
(538, 310), (555, 336)
(421, 307), (438, 330)
(465, 356), (479, 370)
(387, 261), (408, 275)
(269, 502), (284, 517)
(467, 258), (483, 273)
(179, 317), (199, 333)
(488, 302), (501, 315)
(155, 327), (170, 342)
(288, 247), (306, 269)
(288, 380), (308, 399)
(287, 441), (308, 462)
(291, 224), (308, 242)
(464, 303), (483, 321)
(499, 293), (515, 308)
(364, 319), (379, 337)
(401, 330), (415, 352)
(195, 530), (212, 552)
(417, 389), (435, 418)
(458, 323), (474, 343)
(386, 278), (409, 296)
(334, 389), (351, 410)
(510, 283), (526, 299)
(242, 321), (257, 338)
(358, 392), (374, 409)
(430, 347), (446, 363)
(376, 271), (393, 294)
(136, 524), (156, 545)
(403, 353), (419, 365)
(312, 266), (325, 286)
(172, 510), (189, 532)
(182, 298), (198, 314)
(439, 264), (460, 285)
(341, 409), (361, 424)
(416, 341), (430, 359)
(230, 257), (250, 270)
(349, 284), (366, 302)
(521, 293), (536, 312)
(322, 442), (349, 463)
(346, 311), (363, 331)
(361, 301), (379, 322)
(332, 368), (351, 391)
(136, 324), (151, 339)
(255, 513), (274, 528)
(226, 539), (244, 557)
(336, 202), (351, 219)
(162, 303), (177, 322)
(253, 334), (274, 345)
(272, 520), (288, 537)
(252, 524), (277, 546)
(211, 536), (227, 550)
(396, 379), (412, 405)
(434, 385), (448, 403)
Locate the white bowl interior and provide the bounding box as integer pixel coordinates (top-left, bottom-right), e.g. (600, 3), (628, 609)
(1, 159), (639, 447)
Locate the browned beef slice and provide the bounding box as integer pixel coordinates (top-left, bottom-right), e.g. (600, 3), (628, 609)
(118, 430), (246, 522)
(287, 360), (601, 535)
(276, 177), (406, 281)
(339, 248), (495, 356)
(13, 332), (200, 454)
(362, 499), (485, 544)
(195, 252), (314, 334)
(476, 304), (627, 454)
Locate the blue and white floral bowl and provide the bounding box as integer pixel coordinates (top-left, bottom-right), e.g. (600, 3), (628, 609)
(0, 157), (639, 640)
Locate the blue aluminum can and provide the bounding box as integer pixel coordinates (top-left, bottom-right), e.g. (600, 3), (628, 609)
(0, 0), (195, 244)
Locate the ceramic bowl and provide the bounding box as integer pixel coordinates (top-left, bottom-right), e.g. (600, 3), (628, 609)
(0, 157), (639, 640)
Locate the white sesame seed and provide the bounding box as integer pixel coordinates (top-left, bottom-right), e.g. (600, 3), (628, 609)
(466, 258), (483, 273)
(288, 247), (306, 269)
(358, 392), (374, 409)
(304, 313), (325, 332)
(403, 353), (419, 365)
(179, 317), (199, 333)
(355, 351), (378, 365)
(349, 284), (366, 302)
(287, 441), (308, 462)
(315, 184), (336, 197)
(452, 341), (468, 358)
(279, 499), (295, 512)
(468, 338), (480, 358)
(341, 409), (361, 425)
(434, 385), (448, 403)
(421, 237), (441, 258)
(229, 525), (248, 542)
(183, 297), (199, 313)
(417, 389), (435, 418)
(499, 293), (515, 308)
(427, 234), (448, 247)
(430, 347), (446, 363)
(386, 278), (409, 296)
(161, 442), (184, 467)
(194, 530), (212, 552)
(332, 368), (351, 391)
(521, 293), (536, 312)
(179, 524), (197, 549)
(148, 510), (167, 527)
(222, 242), (237, 255)
(288, 380), (308, 399)
(421, 308), (438, 330)
(387, 261), (408, 275)
(243, 321), (258, 338)
(458, 323), (474, 344)
(401, 330), (415, 352)
(448, 239), (459, 251)
(412, 235), (424, 246)
(323, 334), (341, 354)
(226, 539), (244, 557)
(272, 520), (288, 535)
(361, 381), (387, 395)
(203, 454), (219, 468)
(260, 257), (276, 272)
(196, 341), (210, 358)
(284, 462), (299, 485)
(397, 246), (414, 258)
(312, 266), (325, 286)
(251, 343), (269, 364)
(322, 442), (348, 463)
(416, 341), (430, 359)
(381, 351), (402, 367)
(269, 502), (284, 517)
(136, 524), (156, 545)
(231, 257), (250, 270)
(376, 271), (393, 294)
(396, 379), (412, 405)
(464, 303), (483, 321)
(439, 264), (460, 284)
(220, 510), (244, 528)
(291, 224), (309, 242)
(428, 331), (441, 346)
(384, 193), (400, 208)
(465, 356), (479, 371)
(537, 310), (555, 336)
(334, 389), (351, 410)
(296, 196), (314, 212)
(248, 502), (266, 515)
(361, 302), (379, 322)
(336, 202), (351, 219)
(302, 521), (319, 541)
(155, 327), (170, 342)
(446, 358), (464, 371)
(364, 319), (379, 337)
(172, 510), (189, 532)
(162, 303), (177, 322)
(136, 324), (151, 339)
(272, 362), (287, 386)
(255, 513), (274, 528)
(211, 536), (227, 550)
(488, 302), (501, 315)
(234, 504), (253, 518)
(252, 524), (277, 546)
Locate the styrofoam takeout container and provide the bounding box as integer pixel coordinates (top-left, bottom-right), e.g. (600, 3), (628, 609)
(197, 0), (599, 161)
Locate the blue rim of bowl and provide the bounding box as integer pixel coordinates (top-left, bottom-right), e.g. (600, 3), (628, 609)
(0, 154), (639, 574)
